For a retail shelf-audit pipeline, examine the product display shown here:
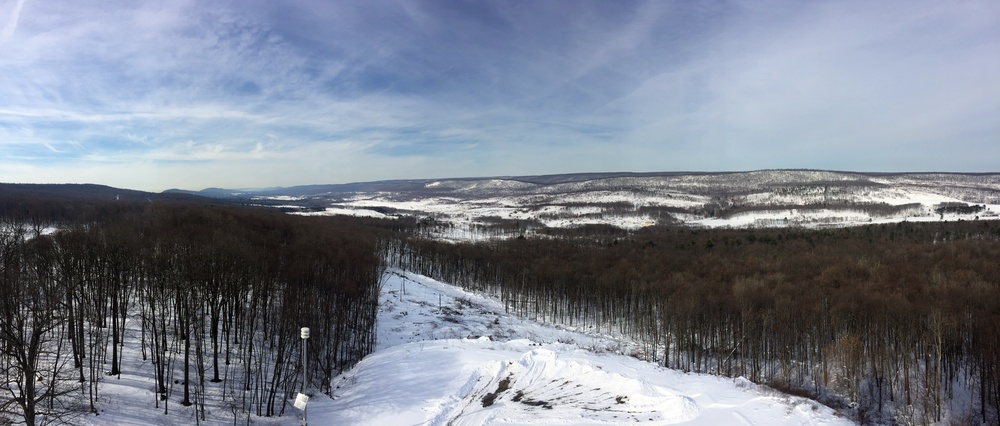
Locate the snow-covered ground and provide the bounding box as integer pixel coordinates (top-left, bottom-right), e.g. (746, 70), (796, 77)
(309, 270), (855, 426)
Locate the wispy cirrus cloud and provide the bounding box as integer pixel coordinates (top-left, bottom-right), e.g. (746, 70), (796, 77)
(1, 0), (998, 191)
(0, 0), (26, 41)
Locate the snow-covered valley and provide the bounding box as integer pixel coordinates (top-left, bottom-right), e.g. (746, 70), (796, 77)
(224, 170), (1000, 239)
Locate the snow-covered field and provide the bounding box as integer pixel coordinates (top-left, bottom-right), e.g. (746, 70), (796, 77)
(310, 270), (855, 426)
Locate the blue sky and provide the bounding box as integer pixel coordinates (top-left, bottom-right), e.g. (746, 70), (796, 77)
(1, 0), (998, 191)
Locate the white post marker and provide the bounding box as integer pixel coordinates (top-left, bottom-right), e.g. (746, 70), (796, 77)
(299, 327), (310, 426)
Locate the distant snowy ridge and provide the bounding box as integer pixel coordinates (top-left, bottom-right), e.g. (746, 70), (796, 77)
(179, 170), (1000, 236)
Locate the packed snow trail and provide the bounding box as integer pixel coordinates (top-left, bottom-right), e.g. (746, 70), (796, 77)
(308, 270), (855, 425)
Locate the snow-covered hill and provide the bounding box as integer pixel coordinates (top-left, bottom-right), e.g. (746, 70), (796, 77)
(224, 170), (1000, 238)
(306, 270), (855, 426)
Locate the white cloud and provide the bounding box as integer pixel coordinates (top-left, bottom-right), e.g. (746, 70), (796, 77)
(0, 0), (27, 42)
(1, 0), (998, 191)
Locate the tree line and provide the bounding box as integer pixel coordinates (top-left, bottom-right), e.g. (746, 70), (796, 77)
(0, 202), (384, 425)
(389, 220), (1000, 425)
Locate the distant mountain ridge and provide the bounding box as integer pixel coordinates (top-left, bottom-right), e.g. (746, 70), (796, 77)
(166, 171), (721, 198)
(0, 182), (226, 223)
(1, 182), (213, 203)
(168, 170), (1000, 233)
(166, 170), (1000, 201)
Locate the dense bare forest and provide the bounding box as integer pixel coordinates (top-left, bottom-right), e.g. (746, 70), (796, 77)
(0, 198), (384, 425)
(390, 220), (1000, 424)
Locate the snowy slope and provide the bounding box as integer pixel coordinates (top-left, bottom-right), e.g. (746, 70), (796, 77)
(306, 271), (855, 426)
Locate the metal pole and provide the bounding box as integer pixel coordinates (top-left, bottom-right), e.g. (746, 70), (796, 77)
(301, 327), (309, 426)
